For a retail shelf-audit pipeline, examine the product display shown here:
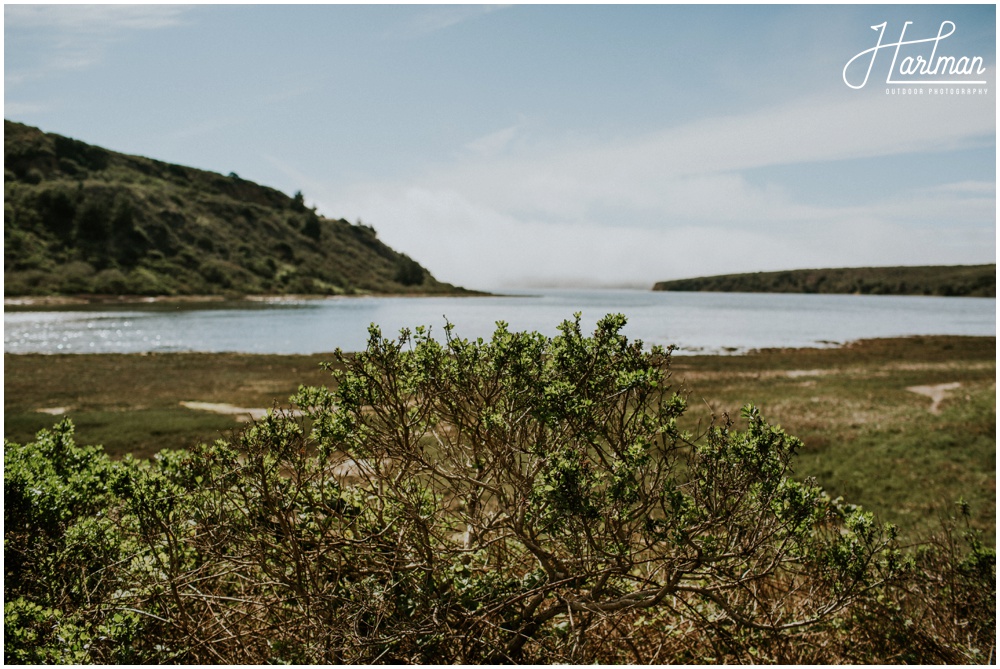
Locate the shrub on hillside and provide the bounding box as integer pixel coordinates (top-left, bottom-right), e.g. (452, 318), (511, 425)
(57, 261), (96, 293)
(92, 269), (129, 294)
(394, 255), (425, 286)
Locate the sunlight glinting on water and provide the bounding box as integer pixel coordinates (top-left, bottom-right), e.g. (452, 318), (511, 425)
(4, 290), (995, 355)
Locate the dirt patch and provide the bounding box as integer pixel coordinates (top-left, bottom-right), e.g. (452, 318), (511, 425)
(36, 406), (71, 415)
(906, 382), (961, 414)
(179, 401), (301, 422)
(785, 369), (830, 378)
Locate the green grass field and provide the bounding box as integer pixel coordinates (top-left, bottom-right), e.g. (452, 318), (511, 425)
(5, 335), (995, 540)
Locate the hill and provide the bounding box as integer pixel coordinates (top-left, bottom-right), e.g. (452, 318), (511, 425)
(652, 264), (995, 297)
(4, 121), (474, 297)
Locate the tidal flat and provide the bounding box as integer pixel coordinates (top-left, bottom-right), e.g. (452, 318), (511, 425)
(5, 335), (995, 540)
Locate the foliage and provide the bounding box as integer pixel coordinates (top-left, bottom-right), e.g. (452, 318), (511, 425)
(4, 317), (995, 663)
(653, 264), (996, 297)
(4, 420), (154, 663)
(394, 255), (425, 286)
(4, 120), (471, 297)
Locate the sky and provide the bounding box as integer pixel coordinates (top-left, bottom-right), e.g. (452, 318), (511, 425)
(5, 3), (996, 291)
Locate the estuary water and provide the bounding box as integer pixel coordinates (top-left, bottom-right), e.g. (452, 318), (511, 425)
(3, 289), (996, 355)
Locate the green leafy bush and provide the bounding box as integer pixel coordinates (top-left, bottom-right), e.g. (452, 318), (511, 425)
(4, 317), (994, 663)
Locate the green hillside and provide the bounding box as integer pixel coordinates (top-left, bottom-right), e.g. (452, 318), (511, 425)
(4, 120), (473, 297)
(653, 264), (995, 297)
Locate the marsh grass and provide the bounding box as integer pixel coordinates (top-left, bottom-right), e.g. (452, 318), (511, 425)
(5, 335), (994, 537)
(4, 352), (337, 459)
(673, 336), (995, 538)
(5, 408), (239, 458)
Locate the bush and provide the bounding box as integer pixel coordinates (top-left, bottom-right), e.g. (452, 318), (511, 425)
(394, 255), (425, 286)
(4, 421), (149, 663)
(124, 267), (172, 296)
(4, 270), (56, 296)
(93, 268), (129, 294)
(74, 198), (113, 244)
(36, 187), (78, 237)
(57, 261), (96, 293)
(302, 213), (322, 241)
(3, 316), (994, 663)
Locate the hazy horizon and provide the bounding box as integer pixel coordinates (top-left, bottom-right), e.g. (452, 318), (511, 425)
(5, 4), (995, 292)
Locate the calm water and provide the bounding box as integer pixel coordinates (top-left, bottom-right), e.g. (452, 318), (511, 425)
(4, 289), (995, 355)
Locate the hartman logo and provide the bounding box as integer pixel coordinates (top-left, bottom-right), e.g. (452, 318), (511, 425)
(843, 21), (988, 90)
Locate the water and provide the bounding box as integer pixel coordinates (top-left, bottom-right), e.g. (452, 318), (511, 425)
(4, 289), (995, 355)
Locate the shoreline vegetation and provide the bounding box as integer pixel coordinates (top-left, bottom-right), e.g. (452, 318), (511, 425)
(3, 290), (494, 309)
(5, 334), (994, 540)
(653, 264), (996, 297)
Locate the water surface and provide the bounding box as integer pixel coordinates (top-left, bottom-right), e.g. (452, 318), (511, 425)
(4, 289), (995, 355)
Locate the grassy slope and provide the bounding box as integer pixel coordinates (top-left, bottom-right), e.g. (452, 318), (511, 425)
(4, 120), (474, 297)
(652, 264), (996, 297)
(5, 336), (995, 540)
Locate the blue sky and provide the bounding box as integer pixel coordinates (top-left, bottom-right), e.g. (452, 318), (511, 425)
(5, 4), (995, 290)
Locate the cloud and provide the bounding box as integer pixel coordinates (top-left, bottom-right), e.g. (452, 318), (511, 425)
(6, 4), (187, 32)
(926, 180), (996, 196)
(5, 5), (190, 83)
(332, 182), (994, 291)
(321, 85), (994, 290)
(415, 81), (995, 222)
(463, 117), (528, 157)
(3, 101), (51, 116)
(384, 5), (509, 40)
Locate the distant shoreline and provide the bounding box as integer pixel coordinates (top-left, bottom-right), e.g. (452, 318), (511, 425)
(652, 264), (996, 298)
(3, 290), (499, 309)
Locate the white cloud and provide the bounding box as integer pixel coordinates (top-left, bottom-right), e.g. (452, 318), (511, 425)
(5, 5), (190, 83)
(3, 101), (50, 116)
(925, 180), (996, 196)
(6, 5), (187, 32)
(331, 183), (994, 291)
(384, 5), (509, 40)
(869, 180), (995, 222)
(321, 85), (995, 290)
(464, 117), (527, 157)
(415, 82), (995, 221)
